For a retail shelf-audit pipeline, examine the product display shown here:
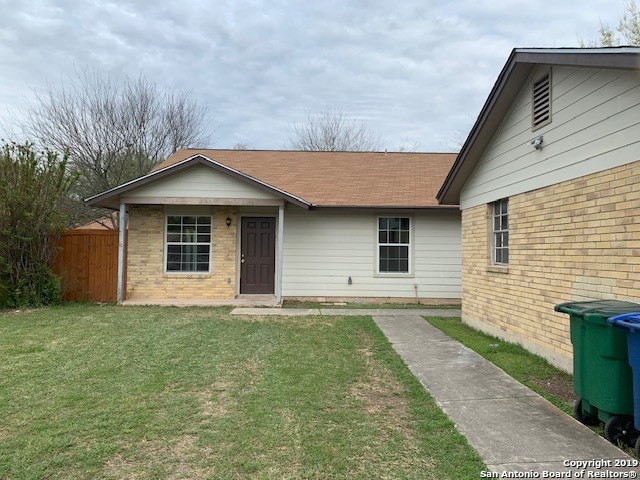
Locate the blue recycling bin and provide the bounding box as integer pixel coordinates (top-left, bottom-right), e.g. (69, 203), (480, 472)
(608, 312), (640, 455)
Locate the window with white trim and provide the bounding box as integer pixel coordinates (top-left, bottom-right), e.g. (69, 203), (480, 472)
(378, 217), (410, 273)
(165, 215), (212, 272)
(492, 199), (508, 265)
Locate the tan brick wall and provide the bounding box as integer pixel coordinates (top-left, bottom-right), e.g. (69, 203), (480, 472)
(126, 205), (237, 299)
(462, 159), (640, 372)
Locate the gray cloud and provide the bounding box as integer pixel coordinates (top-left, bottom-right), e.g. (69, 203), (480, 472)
(0, 0), (621, 151)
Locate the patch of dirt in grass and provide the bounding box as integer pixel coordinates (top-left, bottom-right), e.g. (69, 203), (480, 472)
(351, 344), (414, 440)
(196, 361), (263, 420)
(346, 338), (438, 476)
(240, 314), (336, 327)
(104, 435), (215, 479)
(197, 380), (235, 418)
(529, 374), (576, 405)
(240, 358), (261, 373)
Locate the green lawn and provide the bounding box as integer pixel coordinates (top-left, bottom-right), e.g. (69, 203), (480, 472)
(0, 305), (484, 479)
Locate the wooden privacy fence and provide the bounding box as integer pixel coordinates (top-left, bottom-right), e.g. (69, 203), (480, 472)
(51, 230), (121, 302)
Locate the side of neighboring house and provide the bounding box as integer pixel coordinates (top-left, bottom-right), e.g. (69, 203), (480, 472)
(438, 47), (640, 371)
(88, 150), (462, 305)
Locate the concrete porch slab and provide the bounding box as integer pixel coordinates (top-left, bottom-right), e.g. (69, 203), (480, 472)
(122, 297), (279, 307)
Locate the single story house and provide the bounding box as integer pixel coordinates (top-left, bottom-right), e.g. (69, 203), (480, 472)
(87, 149), (461, 305)
(438, 47), (640, 371)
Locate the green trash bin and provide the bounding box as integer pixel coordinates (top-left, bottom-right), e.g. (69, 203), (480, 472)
(555, 300), (640, 427)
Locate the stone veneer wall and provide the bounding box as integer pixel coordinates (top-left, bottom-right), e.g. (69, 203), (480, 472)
(462, 160), (640, 371)
(126, 205), (237, 299)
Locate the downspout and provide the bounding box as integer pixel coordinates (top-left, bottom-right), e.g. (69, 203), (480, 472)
(117, 201), (127, 303)
(276, 203), (285, 306)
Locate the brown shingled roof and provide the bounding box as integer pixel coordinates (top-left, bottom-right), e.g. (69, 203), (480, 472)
(152, 149), (457, 208)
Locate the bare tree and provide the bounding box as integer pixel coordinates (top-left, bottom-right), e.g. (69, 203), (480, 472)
(580, 1), (640, 46)
(19, 68), (211, 227)
(397, 138), (421, 153)
(288, 110), (381, 151)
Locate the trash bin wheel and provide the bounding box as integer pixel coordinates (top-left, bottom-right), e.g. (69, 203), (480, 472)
(574, 398), (599, 426)
(604, 415), (638, 447)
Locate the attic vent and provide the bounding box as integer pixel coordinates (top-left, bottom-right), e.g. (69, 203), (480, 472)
(532, 71), (551, 130)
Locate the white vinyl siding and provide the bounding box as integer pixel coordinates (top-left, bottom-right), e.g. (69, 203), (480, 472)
(124, 164), (280, 200)
(461, 65), (640, 209)
(281, 209), (461, 299)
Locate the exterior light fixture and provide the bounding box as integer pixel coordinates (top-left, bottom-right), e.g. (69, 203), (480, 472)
(530, 135), (544, 150)
(226, 217), (232, 228)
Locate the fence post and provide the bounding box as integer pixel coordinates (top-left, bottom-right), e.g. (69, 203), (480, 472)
(117, 202), (127, 303)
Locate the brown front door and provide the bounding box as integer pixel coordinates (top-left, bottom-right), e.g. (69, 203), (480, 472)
(240, 217), (276, 294)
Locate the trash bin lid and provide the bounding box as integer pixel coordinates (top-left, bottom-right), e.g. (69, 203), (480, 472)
(609, 313), (640, 332)
(554, 299), (640, 317)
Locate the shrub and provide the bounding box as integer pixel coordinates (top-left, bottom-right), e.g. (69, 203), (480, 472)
(7, 265), (62, 307)
(0, 142), (76, 307)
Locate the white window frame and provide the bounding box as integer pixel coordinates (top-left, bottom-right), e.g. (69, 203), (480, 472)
(376, 216), (412, 275)
(164, 214), (212, 274)
(491, 199), (509, 265)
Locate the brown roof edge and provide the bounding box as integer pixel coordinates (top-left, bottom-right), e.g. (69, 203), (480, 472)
(85, 154), (312, 210)
(437, 47), (640, 205)
(311, 205), (459, 211)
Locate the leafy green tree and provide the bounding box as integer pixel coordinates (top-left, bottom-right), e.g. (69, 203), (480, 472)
(0, 142), (77, 306)
(581, 1), (640, 46)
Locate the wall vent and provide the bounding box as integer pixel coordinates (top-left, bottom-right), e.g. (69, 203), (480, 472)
(532, 71), (551, 130)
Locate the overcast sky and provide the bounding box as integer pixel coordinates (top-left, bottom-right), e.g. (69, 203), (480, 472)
(0, 0), (621, 152)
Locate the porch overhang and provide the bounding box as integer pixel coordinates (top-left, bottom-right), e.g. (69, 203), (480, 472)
(121, 197), (286, 207)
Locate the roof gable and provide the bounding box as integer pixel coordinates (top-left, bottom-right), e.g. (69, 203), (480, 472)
(86, 154), (311, 209)
(437, 47), (640, 205)
(125, 163), (283, 200)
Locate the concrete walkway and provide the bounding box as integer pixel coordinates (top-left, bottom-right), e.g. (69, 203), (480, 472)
(233, 308), (640, 475)
(230, 307), (461, 317)
(373, 314), (638, 476)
